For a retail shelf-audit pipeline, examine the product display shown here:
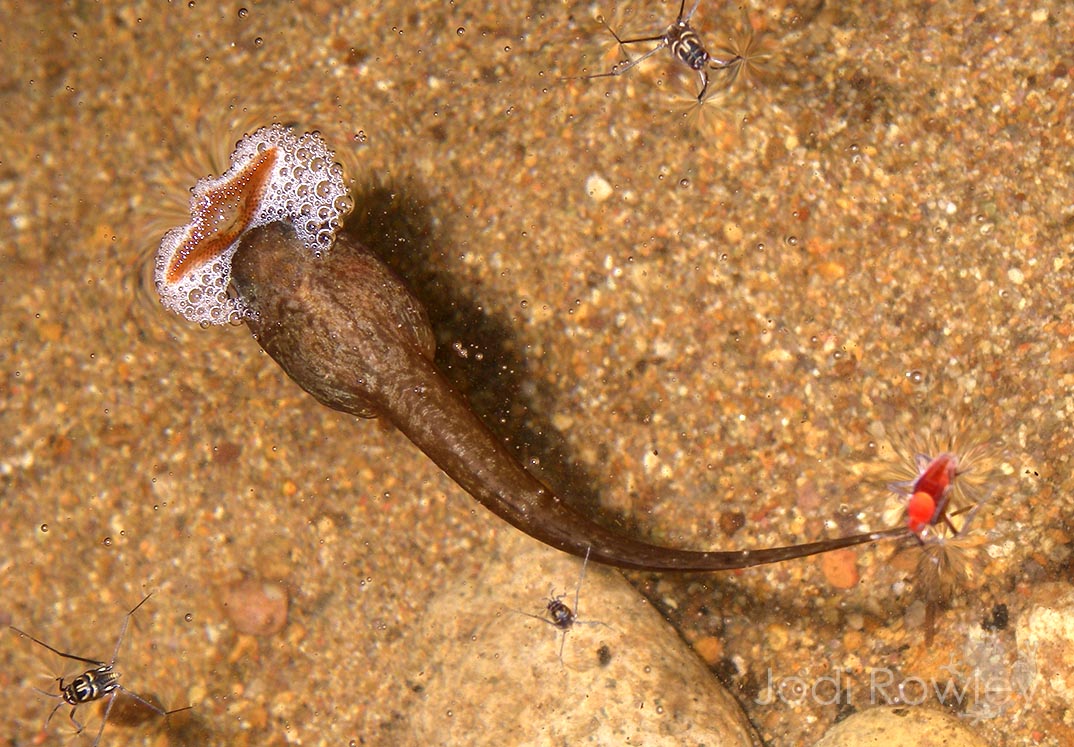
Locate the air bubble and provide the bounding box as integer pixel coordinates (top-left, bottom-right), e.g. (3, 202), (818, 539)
(906, 369), (925, 384)
(456, 27), (465, 35)
(40, 523), (48, 533)
(237, 7), (248, 18)
(102, 536), (113, 547)
(253, 37), (264, 47)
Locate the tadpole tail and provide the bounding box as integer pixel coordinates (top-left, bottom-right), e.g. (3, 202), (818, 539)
(381, 347), (911, 571)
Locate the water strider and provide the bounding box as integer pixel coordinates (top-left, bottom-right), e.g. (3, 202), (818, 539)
(519, 547), (610, 663)
(577, 0), (745, 101)
(9, 593), (191, 745)
(155, 125), (910, 572)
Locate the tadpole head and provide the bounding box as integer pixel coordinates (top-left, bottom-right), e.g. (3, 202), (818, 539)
(230, 221), (436, 420)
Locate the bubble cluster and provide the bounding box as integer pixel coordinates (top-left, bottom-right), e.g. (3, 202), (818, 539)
(154, 124), (353, 325)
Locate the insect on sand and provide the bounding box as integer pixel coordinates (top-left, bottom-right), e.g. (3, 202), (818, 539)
(9, 593), (192, 745)
(519, 547), (611, 663)
(888, 449), (995, 543)
(577, 0), (746, 102)
(886, 443), (1002, 643)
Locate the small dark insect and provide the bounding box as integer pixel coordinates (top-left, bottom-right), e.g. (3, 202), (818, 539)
(520, 547), (610, 663)
(981, 604), (1008, 632)
(578, 0), (744, 102)
(9, 593), (192, 746)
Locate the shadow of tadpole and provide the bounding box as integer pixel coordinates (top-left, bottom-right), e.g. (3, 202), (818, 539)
(341, 178), (622, 532)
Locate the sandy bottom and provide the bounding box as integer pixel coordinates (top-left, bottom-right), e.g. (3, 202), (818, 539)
(1, 1), (1071, 745)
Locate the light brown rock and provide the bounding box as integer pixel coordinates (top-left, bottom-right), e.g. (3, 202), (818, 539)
(1015, 582), (1074, 707)
(813, 706), (988, 747)
(406, 533), (760, 746)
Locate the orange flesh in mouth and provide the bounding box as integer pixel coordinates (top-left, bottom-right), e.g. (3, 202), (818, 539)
(164, 146), (279, 284)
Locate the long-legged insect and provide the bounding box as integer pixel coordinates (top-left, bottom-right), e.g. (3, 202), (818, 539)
(885, 440), (1002, 644)
(892, 452), (960, 539)
(888, 451), (993, 542)
(520, 547), (611, 663)
(580, 0), (743, 101)
(9, 593), (192, 746)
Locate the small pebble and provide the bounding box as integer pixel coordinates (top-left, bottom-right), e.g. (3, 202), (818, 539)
(723, 222), (744, 242)
(37, 321), (63, 342)
(222, 577), (289, 636)
(842, 629), (863, 651)
(585, 173), (614, 203)
(820, 548), (860, 589)
(816, 261), (847, 280)
(719, 510), (746, 537)
(693, 635), (724, 665)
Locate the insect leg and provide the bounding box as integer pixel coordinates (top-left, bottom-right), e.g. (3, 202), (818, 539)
(89, 692), (116, 747)
(42, 700), (65, 729)
(694, 69), (711, 101)
(681, 0), (703, 24)
(8, 626), (105, 668)
(571, 546), (591, 620)
(107, 592), (153, 665)
(585, 40), (669, 81)
(67, 704), (87, 735)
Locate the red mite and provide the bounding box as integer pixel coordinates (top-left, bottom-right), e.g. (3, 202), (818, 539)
(904, 453), (959, 538)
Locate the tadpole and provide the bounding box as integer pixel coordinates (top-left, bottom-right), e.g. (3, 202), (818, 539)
(228, 221), (907, 571)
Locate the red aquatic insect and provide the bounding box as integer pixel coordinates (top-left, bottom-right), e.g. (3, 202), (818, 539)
(899, 452), (959, 538)
(884, 437), (1002, 643)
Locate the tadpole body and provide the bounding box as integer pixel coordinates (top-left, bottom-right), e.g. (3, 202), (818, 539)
(231, 222), (907, 571)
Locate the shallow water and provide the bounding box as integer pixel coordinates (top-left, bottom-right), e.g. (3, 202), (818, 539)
(1, 1), (1070, 745)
